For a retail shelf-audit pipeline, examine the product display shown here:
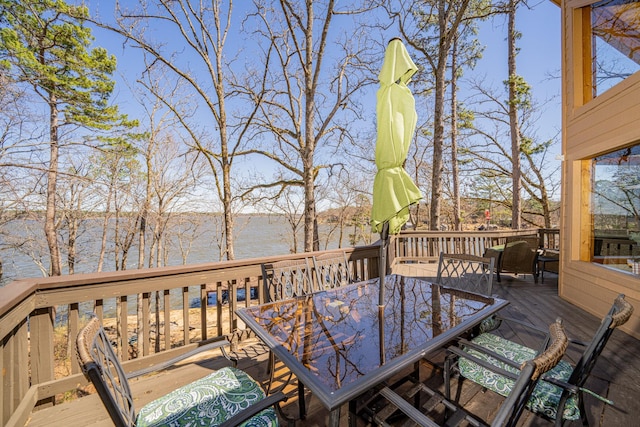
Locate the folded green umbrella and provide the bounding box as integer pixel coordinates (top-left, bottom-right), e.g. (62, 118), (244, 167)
(371, 38), (423, 307)
(371, 39), (422, 236)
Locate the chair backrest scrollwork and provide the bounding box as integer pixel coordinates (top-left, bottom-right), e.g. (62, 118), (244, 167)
(436, 252), (495, 296)
(312, 251), (355, 290)
(261, 258), (315, 301)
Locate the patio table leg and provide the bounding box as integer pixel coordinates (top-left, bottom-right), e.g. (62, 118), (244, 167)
(329, 407), (341, 427)
(298, 381), (306, 419)
(349, 400), (358, 427)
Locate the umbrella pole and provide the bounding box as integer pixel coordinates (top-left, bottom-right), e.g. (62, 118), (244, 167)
(379, 221), (390, 308)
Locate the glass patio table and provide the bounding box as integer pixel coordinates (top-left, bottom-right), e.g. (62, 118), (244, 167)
(236, 274), (508, 426)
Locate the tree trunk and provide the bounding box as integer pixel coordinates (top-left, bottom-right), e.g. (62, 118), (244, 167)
(451, 35), (461, 231)
(303, 0), (318, 253)
(429, 48), (448, 230)
(114, 205), (121, 271)
(508, 0), (522, 229)
(67, 212), (78, 275)
(98, 172), (116, 272)
(304, 154), (317, 252)
(217, 77), (234, 261)
(222, 158), (235, 260)
(139, 150), (152, 268)
(429, 2), (451, 231)
(46, 96), (62, 276)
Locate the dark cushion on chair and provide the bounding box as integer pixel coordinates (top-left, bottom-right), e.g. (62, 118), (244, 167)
(458, 333), (579, 421)
(136, 366), (278, 427)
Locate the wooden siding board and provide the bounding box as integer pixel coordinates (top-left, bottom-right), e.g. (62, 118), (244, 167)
(560, 266), (640, 339)
(559, 1), (640, 337)
(563, 1), (640, 344)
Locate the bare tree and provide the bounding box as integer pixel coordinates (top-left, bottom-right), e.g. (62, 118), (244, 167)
(383, 0), (495, 230)
(147, 135), (203, 268)
(265, 190), (305, 254)
(315, 168), (367, 249)
(57, 162), (93, 275)
(507, 0), (523, 229)
(240, 0), (374, 252)
(95, 0), (259, 260)
(172, 215), (205, 265)
(463, 79), (560, 227)
(89, 136), (140, 272)
(448, 16), (484, 230)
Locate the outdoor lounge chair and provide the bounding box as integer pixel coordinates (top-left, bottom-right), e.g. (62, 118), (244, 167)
(360, 318), (568, 427)
(485, 235), (540, 283)
(312, 251), (355, 289)
(444, 294), (634, 426)
(76, 316), (286, 427)
(436, 252), (495, 296)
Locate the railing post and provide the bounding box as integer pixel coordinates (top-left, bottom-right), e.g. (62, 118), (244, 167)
(29, 307), (54, 407)
(2, 318), (29, 424)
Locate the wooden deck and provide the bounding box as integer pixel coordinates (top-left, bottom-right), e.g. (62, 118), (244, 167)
(25, 272), (640, 427)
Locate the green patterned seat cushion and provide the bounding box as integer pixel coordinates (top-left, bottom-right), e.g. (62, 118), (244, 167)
(458, 333), (579, 421)
(136, 366), (278, 427)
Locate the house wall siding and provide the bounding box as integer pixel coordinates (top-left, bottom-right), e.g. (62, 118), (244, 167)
(561, 0), (640, 339)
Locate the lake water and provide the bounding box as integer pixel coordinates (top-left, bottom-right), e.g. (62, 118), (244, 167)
(0, 214), (371, 287)
(1, 214), (373, 322)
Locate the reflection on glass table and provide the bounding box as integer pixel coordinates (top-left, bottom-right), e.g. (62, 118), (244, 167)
(236, 274), (508, 426)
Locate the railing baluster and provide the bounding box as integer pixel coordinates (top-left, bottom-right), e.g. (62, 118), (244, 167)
(182, 287), (189, 346)
(142, 292), (150, 357)
(69, 303), (80, 374)
(118, 296), (128, 361)
(200, 285), (208, 341)
(163, 290), (171, 351)
(216, 281), (224, 337)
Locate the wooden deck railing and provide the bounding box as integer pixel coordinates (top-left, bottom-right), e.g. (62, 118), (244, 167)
(0, 245), (379, 427)
(391, 228), (559, 265)
(0, 228), (558, 427)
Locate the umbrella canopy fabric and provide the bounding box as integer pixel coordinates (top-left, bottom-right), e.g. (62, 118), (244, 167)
(371, 39), (423, 235)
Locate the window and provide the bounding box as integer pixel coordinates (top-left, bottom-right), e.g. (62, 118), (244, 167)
(591, 144), (640, 273)
(590, 0), (640, 97)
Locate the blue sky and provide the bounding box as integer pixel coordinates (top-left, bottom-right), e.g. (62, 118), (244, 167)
(86, 1), (563, 206)
(91, 1), (562, 130)
(477, 1), (562, 135)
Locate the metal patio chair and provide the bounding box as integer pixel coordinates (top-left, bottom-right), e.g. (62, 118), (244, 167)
(76, 316), (286, 427)
(262, 258), (316, 299)
(221, 258), (315, 368)
(221, 258), (316, 420)
(444, 294), (633, 426)
(360, 318), (568, 427)
(312, 251), (355, 290)
(436, 252), (495, 296)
